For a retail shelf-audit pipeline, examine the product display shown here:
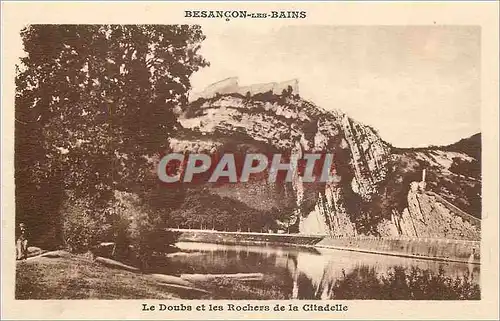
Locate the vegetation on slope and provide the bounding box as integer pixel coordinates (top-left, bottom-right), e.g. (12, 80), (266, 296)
(389, 133), (481, 218)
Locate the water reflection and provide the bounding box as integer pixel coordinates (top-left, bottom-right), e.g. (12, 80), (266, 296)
(154, 242), (480, 300)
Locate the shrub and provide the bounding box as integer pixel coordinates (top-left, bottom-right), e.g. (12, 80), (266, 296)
(110, 192), (180, 269)
(449, 157), (481, 179)
(61, 190), (180, 269)
(127, 210), (179, 269)
(61, 196), (111, 253)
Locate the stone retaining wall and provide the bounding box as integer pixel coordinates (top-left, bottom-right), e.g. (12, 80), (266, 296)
(173, 229), (324, 246)
(316, 236), (480, 264)
(171, 229), (480, 264)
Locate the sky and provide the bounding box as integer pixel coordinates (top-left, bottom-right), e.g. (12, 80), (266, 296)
(11, 25), (480, 148)
(190, 25), (481, 148)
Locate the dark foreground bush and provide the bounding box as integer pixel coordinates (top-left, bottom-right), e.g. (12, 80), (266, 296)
(326, 265), (480, 300)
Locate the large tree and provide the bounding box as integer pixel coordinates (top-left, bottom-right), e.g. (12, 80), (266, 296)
(15, 25), (209, 248)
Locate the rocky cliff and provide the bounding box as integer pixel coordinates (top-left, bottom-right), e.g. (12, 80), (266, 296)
(167, 88), (480, 241)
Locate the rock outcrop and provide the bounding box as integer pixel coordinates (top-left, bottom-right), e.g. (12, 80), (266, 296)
(379, 186), (480, 240)
(169, 85), (480, 241)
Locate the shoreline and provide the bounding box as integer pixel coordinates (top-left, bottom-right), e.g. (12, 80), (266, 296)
(172, 229), (481, 265)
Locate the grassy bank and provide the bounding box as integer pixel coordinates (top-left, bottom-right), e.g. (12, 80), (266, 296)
(16, 254), (184, 299)
(16, 252), (480, 300)
(16, 253), (284, 300)
(193, 276), (290, 300)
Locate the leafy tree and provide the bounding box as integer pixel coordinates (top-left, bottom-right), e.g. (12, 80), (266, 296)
(15, 25), (209, 250)
(168, 189), (281, 232)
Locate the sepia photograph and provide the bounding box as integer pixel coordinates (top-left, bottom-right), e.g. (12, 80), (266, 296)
(2, 2), (499, 320)
(13, 23), (482, 301)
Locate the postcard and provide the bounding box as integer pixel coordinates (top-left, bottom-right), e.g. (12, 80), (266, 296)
(1, 1), (498, 320)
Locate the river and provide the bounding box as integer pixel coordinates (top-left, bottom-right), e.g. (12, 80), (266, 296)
(151, 241), (480, 300)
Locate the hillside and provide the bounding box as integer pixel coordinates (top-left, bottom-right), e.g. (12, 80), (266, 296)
(391, 134), (481, 218)
(161, 88), (481, 241)
(443, 133), (481, 161)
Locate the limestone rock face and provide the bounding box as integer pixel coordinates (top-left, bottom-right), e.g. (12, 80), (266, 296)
(180, 95), (391, 196)
(311, 184), (357, 237)
(172, 91), (480, 240)
(379, 190), (480, 240)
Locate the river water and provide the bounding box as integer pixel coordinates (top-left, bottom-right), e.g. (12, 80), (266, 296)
(153, 241), (480, 300)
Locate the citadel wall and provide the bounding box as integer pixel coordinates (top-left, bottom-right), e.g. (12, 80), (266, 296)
(190, 77), (299, 101)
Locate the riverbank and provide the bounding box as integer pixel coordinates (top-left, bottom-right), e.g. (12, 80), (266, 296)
(16, 246), (480, 300)
(15, 253), (204, 299)
(172, 229), (481, 264)
(175, 228), (324, 246)
(316, 236), (480, 265)
(15, 251), (282, 300)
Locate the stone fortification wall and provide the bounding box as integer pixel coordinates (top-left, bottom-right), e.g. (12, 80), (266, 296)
(190, 77), (299, 101)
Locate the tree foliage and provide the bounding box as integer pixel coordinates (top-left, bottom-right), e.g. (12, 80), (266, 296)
(327, 265), (480, 300)
(168, 189), (281, 232)
(15, 25), (209, 249)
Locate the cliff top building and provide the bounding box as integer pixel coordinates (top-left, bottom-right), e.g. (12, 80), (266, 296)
(189, 77), (299, 101)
